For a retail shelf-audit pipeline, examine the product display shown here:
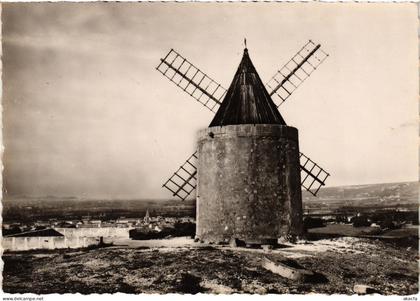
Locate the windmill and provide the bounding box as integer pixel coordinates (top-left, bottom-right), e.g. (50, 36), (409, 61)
(156, 40), (330, 244)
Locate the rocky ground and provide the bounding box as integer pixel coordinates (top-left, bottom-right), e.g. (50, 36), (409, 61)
(2, 237), (418, 295)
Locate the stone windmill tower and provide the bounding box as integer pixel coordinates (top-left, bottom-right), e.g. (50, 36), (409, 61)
(156, 40), (330, 245)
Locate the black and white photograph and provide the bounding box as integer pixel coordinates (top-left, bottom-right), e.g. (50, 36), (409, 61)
(1, 2), (419, 297)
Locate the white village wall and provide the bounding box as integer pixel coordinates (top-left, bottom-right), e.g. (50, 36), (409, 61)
(2, 236), (100, 251)
(54, 227), (131, 239)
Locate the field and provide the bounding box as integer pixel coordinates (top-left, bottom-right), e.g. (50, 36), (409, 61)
(3, 237), (418, 295)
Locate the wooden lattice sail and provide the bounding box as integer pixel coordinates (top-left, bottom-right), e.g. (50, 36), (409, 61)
(266, 40), (329, 107)
(156, 49), (226, 113)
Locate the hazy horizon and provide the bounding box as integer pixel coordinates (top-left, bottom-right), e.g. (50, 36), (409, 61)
(4, 179), (417, 201)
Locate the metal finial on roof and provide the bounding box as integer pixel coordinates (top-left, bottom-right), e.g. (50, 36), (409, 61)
(244, 38), (247, 49)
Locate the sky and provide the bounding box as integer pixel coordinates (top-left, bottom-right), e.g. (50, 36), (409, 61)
(2, 3), (418, 199)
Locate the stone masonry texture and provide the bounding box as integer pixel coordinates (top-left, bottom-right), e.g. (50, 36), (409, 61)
(196, 124), (303, 244)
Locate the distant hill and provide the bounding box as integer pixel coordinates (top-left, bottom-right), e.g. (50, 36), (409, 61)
(303, 181), (418, 214)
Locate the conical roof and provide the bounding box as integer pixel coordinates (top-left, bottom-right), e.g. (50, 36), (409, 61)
(209, 48), (286, 127)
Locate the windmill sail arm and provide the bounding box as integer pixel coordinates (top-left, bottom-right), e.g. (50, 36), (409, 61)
(266, 40), (329, 107)
(156, 49), (227, 113)
(268, 44), (320, 97)
(159, 58), (222, 105)
(299, 151), (330, 196)
(162, 152), (198, 201)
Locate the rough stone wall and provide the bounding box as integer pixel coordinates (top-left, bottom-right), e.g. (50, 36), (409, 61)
(196, 124), (302, 244)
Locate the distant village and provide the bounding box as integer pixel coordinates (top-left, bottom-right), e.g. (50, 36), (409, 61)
(3, 181), (418, 252)
(2, 210), (195, 251)
(4, 209), (193, 232)
(3, 204), (417, 252)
